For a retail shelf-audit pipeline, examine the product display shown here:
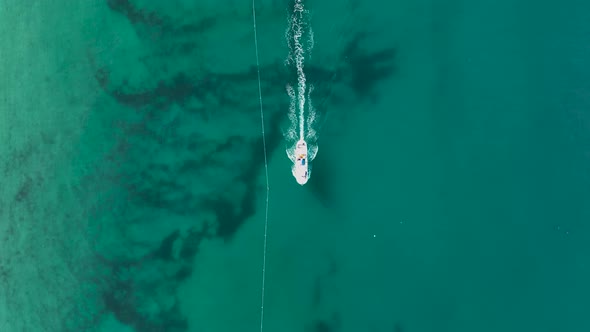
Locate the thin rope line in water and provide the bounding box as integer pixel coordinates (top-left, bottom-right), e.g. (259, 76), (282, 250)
(252, 1), (270, 332)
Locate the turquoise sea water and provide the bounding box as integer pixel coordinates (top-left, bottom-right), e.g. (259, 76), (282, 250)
(1, 0), (590, 331)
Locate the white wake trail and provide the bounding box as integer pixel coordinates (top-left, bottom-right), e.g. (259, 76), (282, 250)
(293, 0), (307, 140)
(286, 84), (298, 143)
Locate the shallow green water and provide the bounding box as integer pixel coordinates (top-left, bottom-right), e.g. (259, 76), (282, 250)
(1, 0), (589, 331)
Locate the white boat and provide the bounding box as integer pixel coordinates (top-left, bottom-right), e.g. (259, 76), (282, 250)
(292, 139), (309, 185)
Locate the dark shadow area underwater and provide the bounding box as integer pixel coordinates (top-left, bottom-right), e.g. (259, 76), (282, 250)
(76, 0), (397, 330)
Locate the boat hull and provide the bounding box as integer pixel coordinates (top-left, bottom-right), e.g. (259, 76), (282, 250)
(292, 139), (309, 185)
